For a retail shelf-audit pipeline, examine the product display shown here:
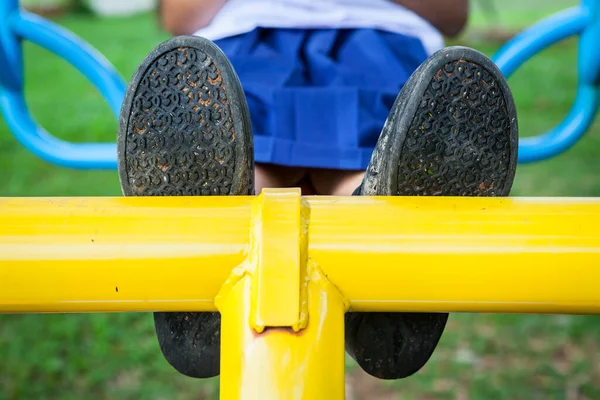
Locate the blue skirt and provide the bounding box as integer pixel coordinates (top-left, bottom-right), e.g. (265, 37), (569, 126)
(214, 28), (429, 170)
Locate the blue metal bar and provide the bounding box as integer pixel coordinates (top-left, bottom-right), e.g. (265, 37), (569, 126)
(0, 90), (117, 169)
(518, 86), (598, 163)
(10, 11), (125, 117)
(0, 8), (124, 169)
(493, 7), (588, 78)
(0, 0), (22, 90)
(493, 2), (600, 163)
(580, 0), (600, 86)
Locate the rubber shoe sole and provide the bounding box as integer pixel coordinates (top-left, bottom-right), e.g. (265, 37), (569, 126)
(346, 46), (518, 380)
(117, 35), (254, 378)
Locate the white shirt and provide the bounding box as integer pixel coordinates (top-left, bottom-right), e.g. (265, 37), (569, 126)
(194, 0), (444, 55)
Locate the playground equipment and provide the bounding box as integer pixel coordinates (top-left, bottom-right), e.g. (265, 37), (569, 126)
(492, 0), (600, 162)
(2, 189), (600, 398)
(0, 0), (599, 168)
(0, 0), (125, 169)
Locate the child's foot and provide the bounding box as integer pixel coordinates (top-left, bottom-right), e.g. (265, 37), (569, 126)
(117, 36), (253, 378)
(346, 46), (518, 379)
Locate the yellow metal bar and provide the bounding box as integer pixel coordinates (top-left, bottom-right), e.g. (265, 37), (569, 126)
(309, 196), (600, 314)
(2, 195), (600, 315)
(216, 190), (345, 399)
(0, 197), (251, 312)
(215, 190), (346, 399)
(218, 250), (346, 399)
(217, 266), (346, 399)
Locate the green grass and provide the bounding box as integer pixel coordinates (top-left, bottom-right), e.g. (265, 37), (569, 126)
(469, 0), (579, 29)
(1, 7), (600, 400)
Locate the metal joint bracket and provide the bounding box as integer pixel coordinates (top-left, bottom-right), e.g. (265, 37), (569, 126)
(214, 189), (349, 399)
(249, 188), (309, 333)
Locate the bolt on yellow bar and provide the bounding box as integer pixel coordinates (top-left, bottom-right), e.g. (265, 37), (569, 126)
(1, 194), (600, 314)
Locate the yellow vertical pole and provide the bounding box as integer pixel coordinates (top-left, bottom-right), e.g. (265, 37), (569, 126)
(216, 189), (348, 400)
(217, 266), (347, 399)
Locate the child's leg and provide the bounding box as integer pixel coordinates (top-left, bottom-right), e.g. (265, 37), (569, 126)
(255, 163), (307, 192)
(308, 169), (365, 196)
(255, 163), (318, 194)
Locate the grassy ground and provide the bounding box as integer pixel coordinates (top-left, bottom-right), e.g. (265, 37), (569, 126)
(469, 0), (579, 29)
(1, 3), (600, 399)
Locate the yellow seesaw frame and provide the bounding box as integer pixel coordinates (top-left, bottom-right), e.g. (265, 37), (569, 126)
(2, 188), (600, 398)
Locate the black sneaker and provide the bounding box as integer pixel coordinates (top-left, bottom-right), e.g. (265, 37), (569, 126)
(346, 46), (518, 379)
(117, 35), (254, 378)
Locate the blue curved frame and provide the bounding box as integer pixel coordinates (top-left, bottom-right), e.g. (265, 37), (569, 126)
(0, 0), (124, 169)
(0, 0), (599, 168)
(493, 0), (600, 163)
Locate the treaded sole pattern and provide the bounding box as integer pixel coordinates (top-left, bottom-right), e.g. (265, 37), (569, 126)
(117, 36), (253, 379)
(118, 36), (253, 197)
(348, 46), (518, 380)
(153, 311), (222, 378)
(396, 59), (514, 196)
